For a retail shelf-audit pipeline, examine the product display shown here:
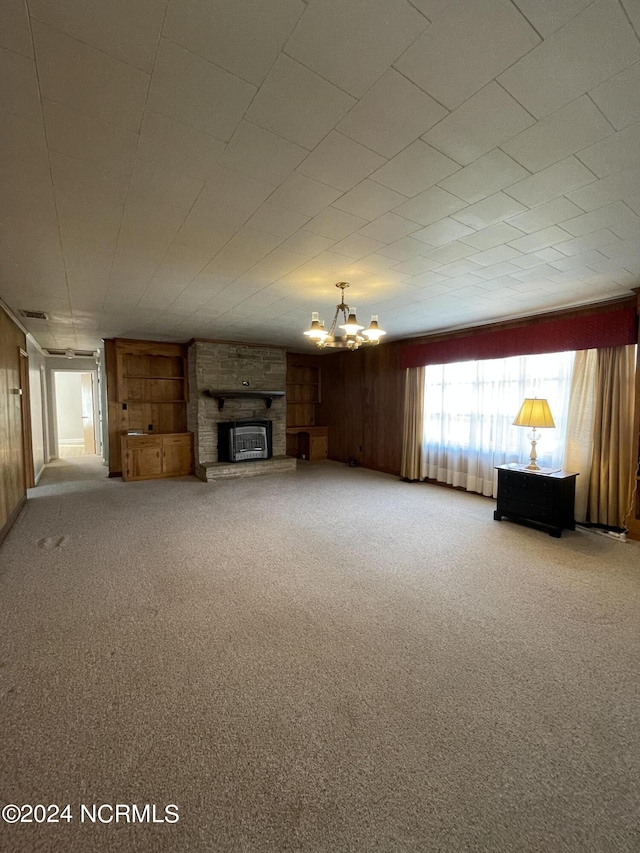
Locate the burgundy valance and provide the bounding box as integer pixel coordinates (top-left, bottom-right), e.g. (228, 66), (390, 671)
(401, 306), (638, 369)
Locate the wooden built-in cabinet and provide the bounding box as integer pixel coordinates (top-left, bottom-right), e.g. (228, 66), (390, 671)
(286, 426), (328, 461)
(286, 360), (320, 427)
(121, 433), (194, 481)
(286, 355), (328, 461)
(105, 338), (191, 477)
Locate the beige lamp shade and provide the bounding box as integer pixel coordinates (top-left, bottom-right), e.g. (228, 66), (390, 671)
(513, 398), (555, 429)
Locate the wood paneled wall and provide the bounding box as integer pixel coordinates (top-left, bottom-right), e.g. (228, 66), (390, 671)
(0, 306), (27, 542)
(317, 341), (405, 476)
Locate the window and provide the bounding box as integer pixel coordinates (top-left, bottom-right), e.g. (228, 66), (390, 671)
(422, 350), (575, 497)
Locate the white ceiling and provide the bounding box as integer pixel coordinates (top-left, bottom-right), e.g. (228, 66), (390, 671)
(2, 0), (640, 351)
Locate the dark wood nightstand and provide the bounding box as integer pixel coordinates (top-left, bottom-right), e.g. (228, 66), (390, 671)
(494, 465), (579, 538)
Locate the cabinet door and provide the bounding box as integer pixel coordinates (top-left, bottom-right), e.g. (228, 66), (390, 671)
(309, 435), (328, 460)
(129, 446), (163, 480)
(162, 444), (193, 476)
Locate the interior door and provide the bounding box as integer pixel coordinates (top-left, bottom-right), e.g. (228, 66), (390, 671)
(81, 373), (96, 454)
(19, 349), (35, 488)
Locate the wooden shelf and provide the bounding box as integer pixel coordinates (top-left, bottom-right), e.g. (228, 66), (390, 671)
(205, 390), (285, 410)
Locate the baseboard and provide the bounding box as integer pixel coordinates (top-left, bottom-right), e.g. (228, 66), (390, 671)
(0, 495), (27, 547)
(34, 465), (45, 485)
(108, 471), (122, 478)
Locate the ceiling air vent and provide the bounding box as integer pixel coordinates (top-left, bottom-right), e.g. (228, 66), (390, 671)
(20, 309), (50, 320)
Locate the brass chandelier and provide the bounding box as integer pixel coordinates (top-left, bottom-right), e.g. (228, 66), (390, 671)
(303, 282), (386, 350)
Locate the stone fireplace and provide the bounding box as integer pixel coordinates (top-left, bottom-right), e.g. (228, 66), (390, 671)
(187, 340), (296, 481)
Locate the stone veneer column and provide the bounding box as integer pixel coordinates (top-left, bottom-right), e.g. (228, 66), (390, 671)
(187, 341), (287, 468)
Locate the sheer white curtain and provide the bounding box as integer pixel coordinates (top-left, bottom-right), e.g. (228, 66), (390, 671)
(421, 351), (575, 497)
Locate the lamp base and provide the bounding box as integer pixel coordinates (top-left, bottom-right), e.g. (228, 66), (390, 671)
(526, 432), (540, 470)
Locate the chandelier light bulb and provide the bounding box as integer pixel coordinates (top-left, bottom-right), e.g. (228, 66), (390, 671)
(304, 311), (328, 342)
(339, 307), (365, 336)
(362, 315), (386, 343)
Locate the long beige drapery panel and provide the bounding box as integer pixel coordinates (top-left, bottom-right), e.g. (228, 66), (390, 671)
(565, 345), (635, 528)
(400, 367), (424, 481)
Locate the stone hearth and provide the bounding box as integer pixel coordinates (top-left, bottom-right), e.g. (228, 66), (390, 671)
(187, 340), (296, 482)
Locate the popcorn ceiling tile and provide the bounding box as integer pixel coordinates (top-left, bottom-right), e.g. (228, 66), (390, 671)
(245, 54), (356, 150)
(576, 123), (640, 178)
(504, 157), (597, 207)
(267, 172), (343, 217)
(460, 223), (525, 251)
(334, 180), (408, 221)
(393, 186), (468, 227)
(553, 228), (622, 256)
(423, 83), (535, 166)
(424, 242), (477, 264)
(501, 97), (613, 173)
(296, 132), (385, 191)
(137, 112), (227, 182)
(285, 0), (428, 98)
(467, 244), (523, 267)
(377, 236), (434, 261)
(395, 0), (539, 110)
(32, 21), (149, 132)
(452, 193), (526, 229)
(147, 40), (255, 142)
(439, 150), (529, 204)
(370, 140), (460, 197)
(221, 122), (308, 185)
(29, 0), (166, 72)
(508, 0), (594, 38)
(498, 0), (640, 118)
(590, 61), (640, 130)
(412, 218), (476, 247)
(0, 0), (33, 57)
(506, 197), (584, 234)
(304, 207), (368, 240)
(508, 225), (573, 254)
(559, 202), (640, 238)
(567, 169), (640, 211)
(336, 68), (448, 158)
(163, 0), (304, 86)
(356, 212), (420, 243)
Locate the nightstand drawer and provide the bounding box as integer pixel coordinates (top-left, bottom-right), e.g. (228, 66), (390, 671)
(500, 484), (553, 508)
(500, 471), (554, 494)
(499, 497), (553, 524)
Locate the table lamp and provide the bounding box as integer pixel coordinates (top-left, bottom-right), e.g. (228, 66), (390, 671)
(513, 398), (555, 471)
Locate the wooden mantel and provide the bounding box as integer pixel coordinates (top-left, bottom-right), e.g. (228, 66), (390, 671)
(204, 390), (285, 410)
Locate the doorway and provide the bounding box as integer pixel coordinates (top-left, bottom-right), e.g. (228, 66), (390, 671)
(53, 371), (98, 457)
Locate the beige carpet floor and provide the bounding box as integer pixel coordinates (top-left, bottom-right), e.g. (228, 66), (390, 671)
(1, 457), (639, 853)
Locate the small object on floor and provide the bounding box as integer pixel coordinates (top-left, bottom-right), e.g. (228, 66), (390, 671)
(348, 457), (358, 467)
(37, 535), (70, 550)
